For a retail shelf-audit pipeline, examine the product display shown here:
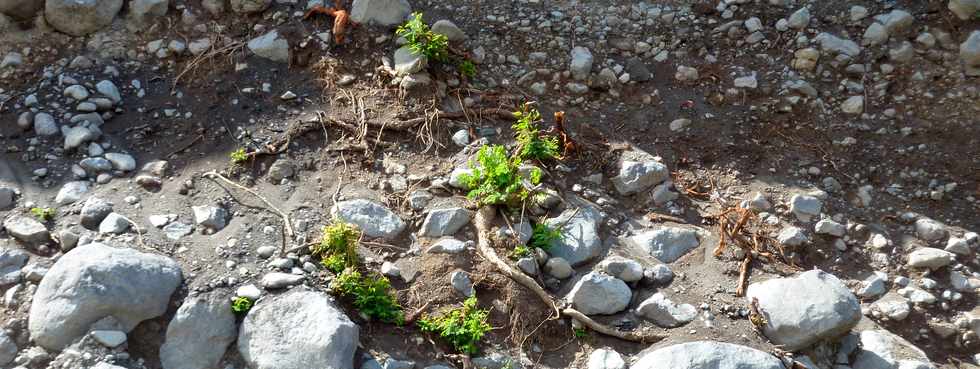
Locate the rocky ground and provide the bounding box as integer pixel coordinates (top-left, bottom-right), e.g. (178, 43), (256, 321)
(0, 0), (979, 369)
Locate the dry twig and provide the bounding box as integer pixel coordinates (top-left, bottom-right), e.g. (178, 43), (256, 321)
(203, 171), (295, 245)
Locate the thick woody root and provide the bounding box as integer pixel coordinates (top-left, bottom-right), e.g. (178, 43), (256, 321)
(472, 207), (665, 344)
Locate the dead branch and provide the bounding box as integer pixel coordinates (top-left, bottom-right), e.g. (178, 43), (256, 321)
(473, 207), (665, 344)
(203, 171), (295, 244)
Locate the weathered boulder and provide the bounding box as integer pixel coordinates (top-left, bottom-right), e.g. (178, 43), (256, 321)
(745, 270), (861, 350)
(45, 0), (124, 36)
(238, 288), (359, 369)
(611, 149), (669, 195)
(545, 204), (603, 266)
(632, 341), (783, 369)
(330, 199), (405, 239)
(3, 216), (49, 245)
(628, 227), (700, 263)
(636, 293), (697, 328)
(851, 330), (936, 369)
(29, 243), (182, 350)
(160, 293), (237, 369)
(248, 30), (289, 63)
(419, 207), (472, 238)
(567, 272), (631, 315)
(350, 0), (410, 26)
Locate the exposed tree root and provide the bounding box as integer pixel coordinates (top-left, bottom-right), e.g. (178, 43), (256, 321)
(473, 207), (666, 344)
(203, 171), (295, 251)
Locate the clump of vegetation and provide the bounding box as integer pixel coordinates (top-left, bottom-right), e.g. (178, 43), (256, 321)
(229, 148), (248, 165)
(458, 60), (477, 78)
(397, 12), (449, 62)
(509, 244), (531, 259)
(30, 207), (55, 221)
(312, 221), (360, 273)
(417, 296), (492, 354)
(332, 269), (405, 324)
(529, 223), (561, 252)
(574, 327), (590, 339)
(231, 296), (253, 315)
(512, 104), (560, 161)
(459, 145), (538, 207)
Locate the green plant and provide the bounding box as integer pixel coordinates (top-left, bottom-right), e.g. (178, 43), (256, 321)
(512, 104), (560, 161)
(573, 327), (589, 339)
(231, 296), (253, 315)
(458, 60), (477, 78)
(459, 145), (528, 207)
(30, 207), (55, 221)
(509, 244), (530, 259)
(230, 148), (248, 164)
(312, 221), (360, 272)
(529, 223), (561, 252)
(417, 296), (492, 354)
(396, 12), (449, 62)
(332, 269), (405, 324)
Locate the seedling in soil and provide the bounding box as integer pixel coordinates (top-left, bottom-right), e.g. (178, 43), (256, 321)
(231, 296), (253, 315)
(229, 148), (248, 165)
(459, 145), (530, 207)
(458, 60), (477, 78)
(332, 269), (404, 324)
(513, 103), (560, 161)
(312, 220), (360, 273)
(397, 12), (449, 62)
(529, 223), (561, 252)
(574, 327), (590, 339)
(30, 207), (55, 221)
(417, 296), (491, 354)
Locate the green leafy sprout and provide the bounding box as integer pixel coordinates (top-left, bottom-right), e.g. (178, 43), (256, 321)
(458, 60), (477, 78)
(229, 148), (248, 164)
(231, 296), (253, 315)
(459, 145), (532, 207)
(417, 296), (492, 354)
(512, 104), (560, 161)
(574, 327), (589, 339)
(312, 221), (360, 273)
(509, 244), (531, 259)
(30, 207), (55, 221)
(397, 12), (449, 62)
(332, 269), (405, 324)
(529, 223), (561, 252)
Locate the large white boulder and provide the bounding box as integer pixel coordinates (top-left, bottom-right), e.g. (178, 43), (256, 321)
(28, 243), (182, 350)
(745, 270), (861, 350)
(851, 330), (936, 369)
(45, 0), (124, 36)
(330, 199), (406, 239)
(160, 293), (237, 369)
(238, 288), (359, 369)
(628, 227), (701, 263)
(545, 203), (603, 266)
(567, 272), (631, 315)
(248, 30), (289, 63)
(632, 341), (783, 369)
(350, 0), (410, 26)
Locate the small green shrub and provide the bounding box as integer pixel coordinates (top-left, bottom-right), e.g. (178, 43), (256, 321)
(312, 221), (360, 272)
(230, 148), (248, 164)
(512, 104), (560, 161)
(509, 244), (531, 259)
(529, 223), (561, 252)
(231, 296), (253, 315)
(458, 60), (477, 78)
(459, 145), (527, 206)
(417, 296), (492, 354)
(573, 327), (589, 339)
(397, 12), (449, 62)
(332, 269), (405, 324)
(30, 207), (55, 221)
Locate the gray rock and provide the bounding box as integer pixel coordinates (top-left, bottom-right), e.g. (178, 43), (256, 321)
(863, 22), (888, 46)
(815, 219), (846, 237)
(874, 10), (914, 37)
(450, 270), (473, 296)
(789, 194), (821, 222)
(851, 330), (935, 369)
(160, 293), (237, 369)
(331, 199), (405, 239)
(230, 0), (271, 13)
(63, 126), (98, 151)
(646, 264), (674, 285)
(632, 341), (783, 369)
(394, 45), (427, 76)
(567, 272), (631, 315)
(675, 65), (699, 81)
(745, 270), (860, 350)
(629, 227), (700, 263)
(163, 222), (193, 240)
(949, 0), (980, 20)
(431, 19), (465, 41)
(587, 348), (625, 369)
(350, 0), (410, 26)
(98, 212), (130, 234)
(906, 248), (955, 269)
(129, 0), (167, 23)
(55, 181), (89, 205)
(636, 292), (697, 328)
(611, 150), (668, 195)
(103, 153), (135, 171)
(239, 288), (358, 369)
(815, 32), (862, 57)
(777, 226), (807, 247)
(0, 330), (15, 366)
(248, 30), (289, 62)
(544, 204), (603, 266)
(34, 112), (59, 136)
(598, 256), (643, 282)
(192, 205), (228, 231)
(45, 0), (123, 36)
(261, 272), (304, 289)
(426, 238), (467, 254)
(516, 257), (537, 275)
(384, 358), (416, 369)
(91, 330), (126, 347)
(0, 248), (29, 287)
(64, 85), (91, 100)
(0, 0), (42, 19)
(268, 160), (295, 182)
(29, 242), (182, 350)
(0, 186), (13, 209)
(3, 216), (49, 245)
(857, 272), (888, 298)
(569, 46), (594, 81)
(914, 218), (947, 242)
(419, 207), (472, 238)
(787, 7), (810, 29)
(872, 293), (911, 321)
(237, 284), (262, 300)
(544, 257), (572, 279)
(841, 95), (864, 114)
